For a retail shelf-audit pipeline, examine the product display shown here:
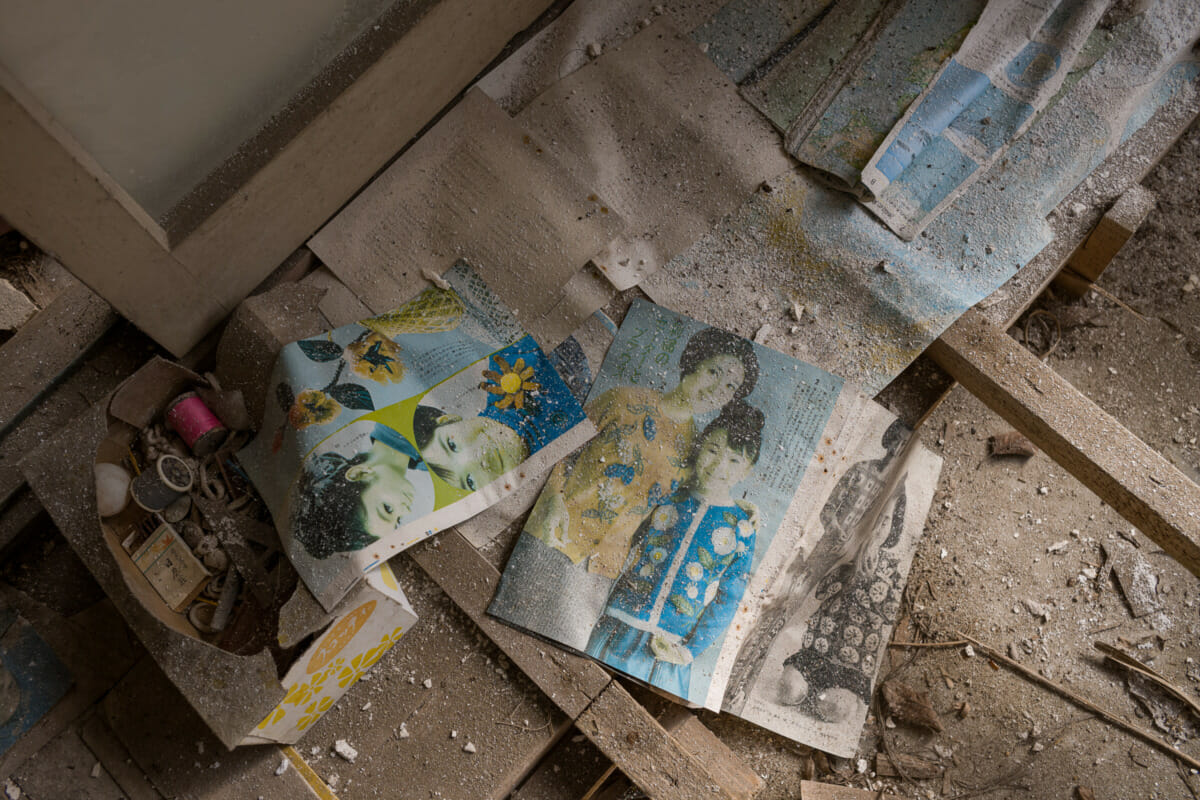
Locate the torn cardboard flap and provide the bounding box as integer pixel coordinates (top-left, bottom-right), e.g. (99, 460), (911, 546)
(308, 88), (625, 350)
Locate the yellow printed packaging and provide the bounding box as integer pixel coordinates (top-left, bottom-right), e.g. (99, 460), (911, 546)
(243, 563), (416, 745)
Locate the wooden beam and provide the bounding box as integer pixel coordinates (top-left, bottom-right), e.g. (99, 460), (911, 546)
(1053, 185), (1157, 298)
(0, 279), (116, 436)
(928, 308), (1200, 577)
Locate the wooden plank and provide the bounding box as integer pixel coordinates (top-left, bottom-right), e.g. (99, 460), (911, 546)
(928, 308), (1200, 577)
(575, 681), (751, 800)
(800, 780), (903, 799)
(406, 531), (611, 719)
(0, 280), (117, 436)
(1053, 185), (1157, 298)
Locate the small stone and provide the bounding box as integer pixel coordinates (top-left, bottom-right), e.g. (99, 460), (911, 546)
(333, 740), (358, 763)
(756, 297), (770, 312)
(275, 758), (290, 776)
(753, 324), (773, 343)
(423, 678), (433, 689)
(1047, 540), (1070, 554)
(985, 244), (995, 255)
(587, 42), (602, 58)
(1082, 567), (1098, 580)
(450, 730), (458, 739)
(963, 644), (975, 658)
(856, 758), (868, 774)
(3, 780), (18, 800)
(90, 762), (103, 779)
(1038, 486), (1049, 495)
(463, 742), (477, 754)
(397, 723), (410, 739)
(790, 301), (805, 321)
(0, 278), (36, 331)
(1032, 742), (1044, 752)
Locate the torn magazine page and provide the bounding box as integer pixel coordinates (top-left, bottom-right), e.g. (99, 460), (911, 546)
(488, 300), (940, 751)
(858, 0), (1108, 239)
(239, 263), (595, 611)
(722, 414), (939, 756)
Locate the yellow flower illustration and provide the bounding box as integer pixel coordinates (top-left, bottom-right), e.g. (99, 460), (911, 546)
(297, 696), (335, 731)
(481, 356), (538, 410)
(346, 332), (405, 384)
(257, 706), (287, 729)
(288, 389), (340, 429)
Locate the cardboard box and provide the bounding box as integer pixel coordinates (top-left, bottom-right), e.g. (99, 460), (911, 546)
(62, 357), (417, 748)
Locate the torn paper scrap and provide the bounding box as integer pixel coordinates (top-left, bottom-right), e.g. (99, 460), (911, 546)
(238, 262), (595, 610)
(858, 0), (1109, 239)
(307, 88), (624, 349)
(515, 21), (791, 291)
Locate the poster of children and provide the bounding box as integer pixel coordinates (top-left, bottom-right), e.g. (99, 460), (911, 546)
(489, 299), (846, 707)
(239, 263), (594, 610)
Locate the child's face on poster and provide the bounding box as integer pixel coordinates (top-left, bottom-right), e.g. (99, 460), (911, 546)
(422, 415), (524, 491)
(677, 354), (746, 415)
(692, 429), (753, 497)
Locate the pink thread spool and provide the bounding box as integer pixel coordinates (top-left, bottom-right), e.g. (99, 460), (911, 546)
(166, 392), (228, 457)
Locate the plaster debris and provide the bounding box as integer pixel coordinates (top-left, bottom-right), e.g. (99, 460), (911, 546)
(3, 780), (18, 800)
(423, 678), (433, 689)
(463, 742), (478, 754)
(274, 758), (290, 776)
(397, 723), (410, 739)
(420, 267), (451, 290)
(587, 42), (603, 58)
(90, 762), (103, 779)
(754, 323), (773, 343)
(0, 278), (36, 331)
(333, 740), (358, 763)
(963, 645), (975, 658)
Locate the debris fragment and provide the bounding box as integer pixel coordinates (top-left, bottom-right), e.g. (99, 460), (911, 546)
(789, 301), (805, 322)
(990, 430), (1036, 457)
(587, 42), (603, 58)
(957, 701), (971, 719)
(1102, 539), (1160, 617)
(875, 752), (941, 779)
(90, 762), (103, 779)
(3, 779), (18, 800)
(397, 723), (410, 739)
(423, 678), (433, 689)
(333, 740), (358, 763)
(753, 324), (773, 343)
(880, 680), (943, 732)
(0, 278), (36, 331)
(1046, 540), (1070, 554)
(463, 742), (477, 754)
(421, 267), (451, 290)
(1023, 599), (1050, 622)
(274, 758), (290, 776)
(963, 644), (975, 658)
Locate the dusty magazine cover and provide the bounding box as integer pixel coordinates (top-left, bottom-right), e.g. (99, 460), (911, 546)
(239, 262), (594, 611)
(488, 300), (941, 753)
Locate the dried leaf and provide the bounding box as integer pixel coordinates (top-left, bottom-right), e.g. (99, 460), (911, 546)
(1075, 787), (1095, 800)
(875, 752), (942, 779)
(990, 430), (1037, 457)
(880, 680), (943, 732)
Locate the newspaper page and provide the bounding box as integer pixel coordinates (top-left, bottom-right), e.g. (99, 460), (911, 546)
(858, 0), (1107, 239)
(488, 300), (941, 753)
(239, 263), (595, 611)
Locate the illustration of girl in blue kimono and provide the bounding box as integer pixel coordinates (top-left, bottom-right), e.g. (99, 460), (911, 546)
(586, 401), (764, 700)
